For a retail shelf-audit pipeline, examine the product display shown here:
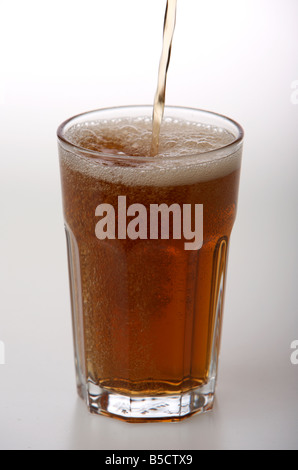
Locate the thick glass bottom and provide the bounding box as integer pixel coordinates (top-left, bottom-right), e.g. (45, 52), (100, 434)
(78, 379), (215, 422)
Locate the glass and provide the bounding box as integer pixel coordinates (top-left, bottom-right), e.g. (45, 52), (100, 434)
(57, 106), (244, 422)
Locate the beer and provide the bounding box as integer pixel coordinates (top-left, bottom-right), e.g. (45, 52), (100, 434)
(58, 107), (243, 420)
(151, 0), (177, 156)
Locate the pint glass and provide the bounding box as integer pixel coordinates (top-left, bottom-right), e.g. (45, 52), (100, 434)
(57, 106), (244, 422)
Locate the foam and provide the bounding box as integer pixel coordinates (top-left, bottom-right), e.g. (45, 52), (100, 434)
(60, 117), (242, 186)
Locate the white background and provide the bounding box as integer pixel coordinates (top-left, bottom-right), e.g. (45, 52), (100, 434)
(0, 0), (297, 450)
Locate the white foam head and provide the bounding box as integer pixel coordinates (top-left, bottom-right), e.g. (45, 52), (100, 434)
(59, 116), (243, 186)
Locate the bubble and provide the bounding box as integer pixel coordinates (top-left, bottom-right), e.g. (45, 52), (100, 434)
(62, 117), (241, 187)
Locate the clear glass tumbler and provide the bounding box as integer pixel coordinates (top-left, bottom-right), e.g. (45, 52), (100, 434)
(57, 106), (244, 422)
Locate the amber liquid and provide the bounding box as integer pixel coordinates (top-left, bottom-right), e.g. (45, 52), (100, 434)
(151, 0), (177, 156)
(60, 145), (240, 397)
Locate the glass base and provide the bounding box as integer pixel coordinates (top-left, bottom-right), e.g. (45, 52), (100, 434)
(79, 380), (215, 422)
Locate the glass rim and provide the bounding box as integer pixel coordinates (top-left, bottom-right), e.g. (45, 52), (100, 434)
(57, 105), (244, 163)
